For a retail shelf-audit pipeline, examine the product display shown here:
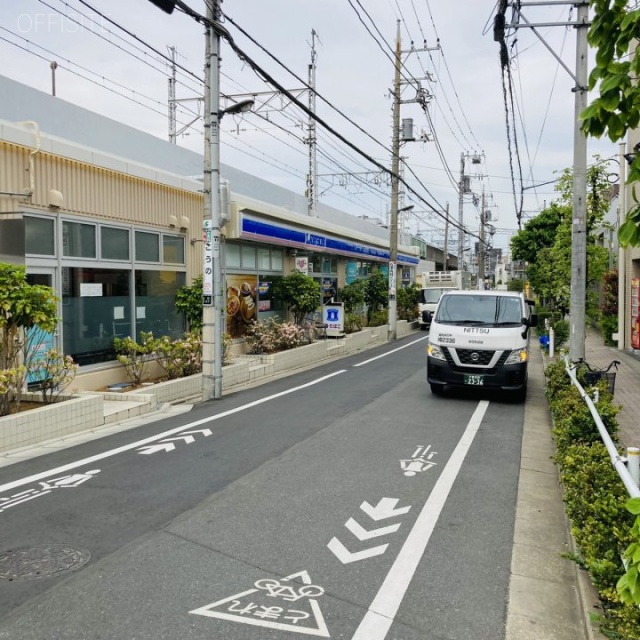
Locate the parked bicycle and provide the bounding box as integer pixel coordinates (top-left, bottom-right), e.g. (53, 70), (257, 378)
(576, 359), (620, 395)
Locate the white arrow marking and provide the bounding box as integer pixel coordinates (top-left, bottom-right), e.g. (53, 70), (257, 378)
(361, 498), (411, 521)
(182, 429), (212, 437)
(345, 517), (401, 540)
(327, 537), (388, 564)
(137, 442), (176, 455)
(161, 435), (195, 445)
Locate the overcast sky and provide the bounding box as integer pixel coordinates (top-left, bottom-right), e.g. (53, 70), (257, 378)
(0, 0), (617, 251)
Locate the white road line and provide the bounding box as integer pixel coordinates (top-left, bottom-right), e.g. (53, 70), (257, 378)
(0, 370), (348, 495)
(351, 400), (490, 640)
(352, 337), (427, 367)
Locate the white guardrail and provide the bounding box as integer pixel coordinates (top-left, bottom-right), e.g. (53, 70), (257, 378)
(564, 356), (640, 497)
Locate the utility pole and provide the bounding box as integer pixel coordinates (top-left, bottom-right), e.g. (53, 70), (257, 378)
(458, 153), (465, 270)
(443, 202), (449, 271)
(50, 60), (57, 96)
(478, 190), (486, 289)
(168, 46), (177, 144)
(388, 20), (402, 342)
(307, 30), (318, 217)
(201, 0), (223, 400)
(568, 1), (589, 362)
(618, 141), (627, 350)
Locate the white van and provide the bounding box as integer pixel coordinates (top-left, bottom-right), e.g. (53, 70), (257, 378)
(427, 290), (537, 402)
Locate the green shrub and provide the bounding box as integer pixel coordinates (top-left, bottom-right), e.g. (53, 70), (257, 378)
(552, 319), (570, 347)
(368, 309), (388, 327)
(344, 313), (363, 334)
(245, 318), (306, 354)
(114, 331), (155, 385)
(546, 356), (640, 638)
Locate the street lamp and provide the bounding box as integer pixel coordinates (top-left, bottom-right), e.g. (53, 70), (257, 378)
(388, 203), (414, 341)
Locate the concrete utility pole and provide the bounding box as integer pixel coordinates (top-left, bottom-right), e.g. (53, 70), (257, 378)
(568, 1), (589, 362)
(388, 20), (402, 342)
(443, 202), (449, 271)
(457, 153), (465, 269)
(618, 141), (627, 350)
(478, 190), (486, 288)
(201, 0), (223, 400)
(168, 46), (177, 144)
(307, 30), (318, 217)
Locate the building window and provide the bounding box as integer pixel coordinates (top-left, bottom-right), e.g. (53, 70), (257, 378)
(241, 245), (256, 269)
(63, 221), (96, 258)
(135, 231), (160, 263)
(25, 216), (55, 255)
(163, 234), (185, 264)
(135, 270), (186, 337)
(226, 243), (241, 269)
(101, 227), (130, 261)
(62, 267), (130, 366)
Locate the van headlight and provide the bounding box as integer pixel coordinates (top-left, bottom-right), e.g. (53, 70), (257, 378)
(505, 348), (528, 364)
(427, 342), (446, 361)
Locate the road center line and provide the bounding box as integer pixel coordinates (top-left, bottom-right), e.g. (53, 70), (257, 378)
(351, 400), (490, 640)
(352, 337), (428, 367)
(0, 370), (348, 495)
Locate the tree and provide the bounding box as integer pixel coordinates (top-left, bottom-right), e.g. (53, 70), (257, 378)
(339, 279), (366, 315)
(510, 203), (565, 264)
(273, 272), (321, 325)
(175, 275), (203, 332)
(511, 162), (611, 314)
(0, 263), (58, 415)
(364, 271), (388, 321)
(581, 0), (640, 246)
(397, 283), (419, 321)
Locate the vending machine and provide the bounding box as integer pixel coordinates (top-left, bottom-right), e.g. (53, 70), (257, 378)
(632, 278), (640, 350)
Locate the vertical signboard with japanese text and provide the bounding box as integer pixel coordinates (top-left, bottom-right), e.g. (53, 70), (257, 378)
(202, 220), (213, 306)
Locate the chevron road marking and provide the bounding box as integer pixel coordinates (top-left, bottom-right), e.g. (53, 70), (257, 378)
(345, 517), (401, 540)
(361, 497), (411, 521)
(327, 537), (389, 564)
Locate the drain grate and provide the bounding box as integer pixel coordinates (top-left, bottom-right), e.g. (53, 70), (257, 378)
(0, 545), (91, 581)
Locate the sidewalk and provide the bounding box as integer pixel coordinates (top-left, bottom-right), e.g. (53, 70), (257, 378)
(583, 329), (640, 450)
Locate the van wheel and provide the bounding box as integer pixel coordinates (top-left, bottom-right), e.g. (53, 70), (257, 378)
(430, 384), (444, 396)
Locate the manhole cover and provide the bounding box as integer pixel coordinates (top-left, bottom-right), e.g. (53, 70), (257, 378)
(0, 545), (91, 581)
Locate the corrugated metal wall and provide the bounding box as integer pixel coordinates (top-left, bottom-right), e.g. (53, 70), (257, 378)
(0, 140), (204, 278)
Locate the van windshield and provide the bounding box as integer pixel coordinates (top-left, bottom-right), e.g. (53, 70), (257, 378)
(434, 294), (523, 326)
(419, 288), (451, 304)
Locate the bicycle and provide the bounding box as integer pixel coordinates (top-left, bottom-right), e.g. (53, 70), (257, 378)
(577, 359), (620, 394)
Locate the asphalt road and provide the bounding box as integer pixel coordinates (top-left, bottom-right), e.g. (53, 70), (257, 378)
(0, 334), (525, 639)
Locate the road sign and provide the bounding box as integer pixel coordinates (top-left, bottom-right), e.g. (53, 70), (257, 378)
(190, 570), (329, 637)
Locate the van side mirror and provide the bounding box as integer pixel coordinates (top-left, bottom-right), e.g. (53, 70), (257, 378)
(529, 313), (538, 327)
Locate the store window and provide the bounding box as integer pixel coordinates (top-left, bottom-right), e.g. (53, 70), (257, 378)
(63, 221), (96, 258)
(135, 270), (185, 338)
(226, 243), (241, 269)
(163, 235), (185, 264)
(25, 216), (55, 256)
(135, 231), (160, 263)
(62, 267), (130, 365)
(101, 227), (130, 261)
(241, 245), (256, 269)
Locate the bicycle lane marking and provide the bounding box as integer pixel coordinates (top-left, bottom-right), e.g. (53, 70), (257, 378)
(0, 370), (347, 496)
(351, 399), (490, 640)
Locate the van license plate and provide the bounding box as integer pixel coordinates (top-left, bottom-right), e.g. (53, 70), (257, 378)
(464, 374), (484, 386)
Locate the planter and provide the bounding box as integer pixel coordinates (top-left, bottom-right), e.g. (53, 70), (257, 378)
(0, 393), (103, 454)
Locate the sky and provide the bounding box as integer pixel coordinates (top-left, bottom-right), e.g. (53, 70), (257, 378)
(0, 0), (618, 253)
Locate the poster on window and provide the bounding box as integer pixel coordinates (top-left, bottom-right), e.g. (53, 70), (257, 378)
(226, 275), (258, 338)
